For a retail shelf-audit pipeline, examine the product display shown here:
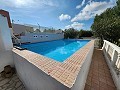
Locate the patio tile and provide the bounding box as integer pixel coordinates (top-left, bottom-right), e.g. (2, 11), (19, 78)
(84, 49), (116, 90)
(0, 74), (25, 90)
(99, 86), (108, 90)
(92, 78), (99, 85)
(91, 83), (99, 90)
(107, 85), (116, 90)
(86, 79), (92, 86)
(84, 84), (91, 90)
(87, 76), (92, 82)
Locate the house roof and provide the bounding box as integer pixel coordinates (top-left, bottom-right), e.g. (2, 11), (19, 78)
(0, 9), (12, 28)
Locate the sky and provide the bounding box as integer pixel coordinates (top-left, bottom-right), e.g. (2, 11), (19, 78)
(0, 0), (117, 30)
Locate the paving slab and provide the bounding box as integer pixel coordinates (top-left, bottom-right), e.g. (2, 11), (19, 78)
(84, 49), (116, 90)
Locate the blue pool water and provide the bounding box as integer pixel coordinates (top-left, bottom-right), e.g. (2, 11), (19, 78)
(21, 39), (90, 62)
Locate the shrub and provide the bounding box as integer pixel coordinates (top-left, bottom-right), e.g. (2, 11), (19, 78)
(64, 28), (79, 39)
(79, 30), (93, 37)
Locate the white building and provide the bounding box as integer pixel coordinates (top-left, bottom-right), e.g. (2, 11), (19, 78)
(12, 23), (63, 35)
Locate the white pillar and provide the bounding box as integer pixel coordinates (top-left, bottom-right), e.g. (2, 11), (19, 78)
(0, 14), (13, 51)
(102, 40), (105, 50)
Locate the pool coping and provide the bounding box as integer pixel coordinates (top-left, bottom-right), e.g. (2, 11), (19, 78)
(12, 40), (94, 88)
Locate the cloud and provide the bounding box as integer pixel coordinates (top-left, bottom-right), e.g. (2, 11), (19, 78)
(76, 0), (85, 9)
(0, 0), (58, 9)
(65, 22), (84, 29)
(110, 0), (116, 5)
(59, 14), (71, 21)
(0, 0), (59, 21)
(72, 1), (115, 22)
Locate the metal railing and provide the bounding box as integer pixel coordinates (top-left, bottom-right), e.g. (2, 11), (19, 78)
(12, 35), (21, 45)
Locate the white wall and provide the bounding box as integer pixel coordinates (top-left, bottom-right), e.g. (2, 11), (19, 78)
(0, 15), (13, 51)
(12, 24), (26, 35)
(0, 51), (14, 72)
(13, 52), (69, 90)
(0, 14), (14, 72)
(20, 33), (64, 43)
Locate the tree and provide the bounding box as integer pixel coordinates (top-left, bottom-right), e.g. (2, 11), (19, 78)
(64, 28), (79, 39)
(79, 30), (93, 38)
(35, 29), (41, 33)
(91, 0), (120, 47)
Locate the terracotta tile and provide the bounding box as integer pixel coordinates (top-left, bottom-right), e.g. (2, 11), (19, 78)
(89, 70), (93, 74)
(105, 71), (111, 75)
(99, 76), (106, 83)
(93, 69), (99, 73)
(92, 75), (99, 80)
(91, 82), (99, 90)
(107, 85), (116, 90)
(54, 72), (61, 78)
(86, 80), (92, 86)
(99, 81), (108, 88)
(84, 84), (91, 90)
(99, 73), (106, 78)
(93, 71), (99, 76)
(59, 76), (66, 82)
(106, 76), (112, 81)
(87, 76), (92, 82)
(99, 69), (105, 73)
(105, 72), (112, 78)
(92, 78), (99, 85)
(88, 72), (93, 77)
(106, 80), (115, 88)
(91, 86), (99, 90)
(99, 86), (108, 90)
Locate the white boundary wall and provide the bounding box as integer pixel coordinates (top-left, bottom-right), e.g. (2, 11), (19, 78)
(0, 14), (13, 72)
(20, 33), (64, 43)
(102, 40), (120, 90)
(13, 52), (69, 90)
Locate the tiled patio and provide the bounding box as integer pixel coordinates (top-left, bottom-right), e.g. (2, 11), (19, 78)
(84, 49), (116, 90)
(0, 73), (25, 90)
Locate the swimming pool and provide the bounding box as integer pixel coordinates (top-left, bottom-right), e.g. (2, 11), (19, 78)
(21, 39), (90, 62)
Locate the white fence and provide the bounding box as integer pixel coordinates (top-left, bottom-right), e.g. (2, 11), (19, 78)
(20, 33), (64, 43)
(102, 40), (120, 90)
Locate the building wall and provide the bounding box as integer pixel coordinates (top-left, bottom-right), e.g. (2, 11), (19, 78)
(0, 14), (13, 72)
(0, 15), (13, 51)
(12, 24), (34, 35)
(20, 33), (64, 43)
(12, 23), (63, 35)
(0, 51), (14, 72)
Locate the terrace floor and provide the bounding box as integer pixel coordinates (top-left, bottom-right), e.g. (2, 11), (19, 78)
(84, 49), (116, 90)
(0, 74), (25, 90)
